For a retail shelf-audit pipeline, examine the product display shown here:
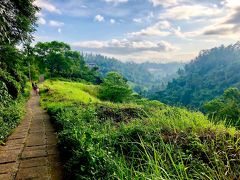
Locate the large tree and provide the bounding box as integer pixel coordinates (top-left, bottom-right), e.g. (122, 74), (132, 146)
(33, 41), (101, 83)
(34, 41), (83, 77)
(0, 0), (38, 99)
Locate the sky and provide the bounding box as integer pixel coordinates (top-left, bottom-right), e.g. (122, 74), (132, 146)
(34, 0), (240, 63)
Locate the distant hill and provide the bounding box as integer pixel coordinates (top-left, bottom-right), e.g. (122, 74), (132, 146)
(84, 54), (184, 94)
(152, 42), (240, 109)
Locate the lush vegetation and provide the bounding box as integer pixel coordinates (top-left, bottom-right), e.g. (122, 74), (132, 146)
(40, 80), (240, 179)
(153, 42), (240, 109)
(0, 0), (38, 44)
(84, 54), (184, 95)
(204, 87), (240, 128)
(33, 41), (101, 83)
(99, 72), (132, 102)
(1, 1), (240, 179)
(0, 0), (38, 142)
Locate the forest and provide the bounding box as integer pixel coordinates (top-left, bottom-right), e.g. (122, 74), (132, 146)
(0, 0), (240, 179)
(153, 43), (240, 110)
(84, 54), (184, 95)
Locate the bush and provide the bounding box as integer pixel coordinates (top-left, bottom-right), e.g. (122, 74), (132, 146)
(204, 87), (240, 128)
(99, 72), (132, 103)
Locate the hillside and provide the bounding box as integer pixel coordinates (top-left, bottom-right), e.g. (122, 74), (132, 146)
(84, 54), (184, 93)
(152, 42), (240, 109)
(40, 80), (239, 179)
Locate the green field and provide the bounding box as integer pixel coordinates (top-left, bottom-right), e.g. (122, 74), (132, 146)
(40, 80), (240, 179)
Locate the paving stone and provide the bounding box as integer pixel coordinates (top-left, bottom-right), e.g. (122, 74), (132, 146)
(0, 162), (18, 174)
(0, 144), (24, 151)
(0, 93), (63, 179)
(16, 166), (49, 180)
(6, 138), (25, 146)
(8, 133), (26, 140)
(0, 173), (13, 180)
(24, 145), (46, 151)
(46, 135), (58, 145)
(47, 145), (59, 155)
(21, 149), (47, 159)
(0, 149), (21, 163)
(26, 135), (46, 146)
(19, 157), (48, 168)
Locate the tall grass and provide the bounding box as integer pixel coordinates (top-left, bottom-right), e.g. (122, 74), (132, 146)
(40, 80), (240, 179)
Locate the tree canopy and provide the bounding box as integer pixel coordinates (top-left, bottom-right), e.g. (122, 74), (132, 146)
(153, 42), (240, 109)
(33, 41), (101, 83)
(0, 0), (38, 44)
(204, 87), (240, 128)
(99, 72), (132, 102)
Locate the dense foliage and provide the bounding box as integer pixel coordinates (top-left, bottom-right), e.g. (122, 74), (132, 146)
(40, 80), (240, 179)
(33, 41), (101, 83)
(153, 42), (240, 109)
(0, 0), (38, 44)
(0, 0), (37, 142)
(84, 54), (183, 94)
(204, 87), (240, 128)
(99, 72), (132, 102)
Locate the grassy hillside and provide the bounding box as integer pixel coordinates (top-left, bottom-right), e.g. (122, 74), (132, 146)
(40, 80), (240, 179)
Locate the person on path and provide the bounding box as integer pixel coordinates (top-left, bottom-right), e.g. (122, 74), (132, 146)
(32, 82), (35, 90)
(33, 83), (39, 95)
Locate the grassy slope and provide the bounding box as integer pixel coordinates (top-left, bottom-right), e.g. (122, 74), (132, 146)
(40, 80), (240, 179)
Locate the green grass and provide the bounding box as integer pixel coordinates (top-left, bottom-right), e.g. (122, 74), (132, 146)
(40, 80), (240, 179)
(40, 80), (100, 103)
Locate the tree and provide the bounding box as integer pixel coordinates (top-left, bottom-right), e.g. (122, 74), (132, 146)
(204, 87), (240, 128)
(99, 72), (132, 102)
(0, 0), (38, 44)
(154, 42), (240, 109)
(33, 41), (101, 83)
(34, 41), (77, 77)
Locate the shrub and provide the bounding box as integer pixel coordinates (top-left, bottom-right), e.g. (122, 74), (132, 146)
(99, 72), (132, 103)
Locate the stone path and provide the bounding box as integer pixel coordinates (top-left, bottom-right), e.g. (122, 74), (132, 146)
(0, 92), (63, 180)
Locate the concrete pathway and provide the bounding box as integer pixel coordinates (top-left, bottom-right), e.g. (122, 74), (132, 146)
(0, 92), (63, 180)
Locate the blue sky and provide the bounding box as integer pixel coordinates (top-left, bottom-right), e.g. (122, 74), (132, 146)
(34, 0), (240, 63)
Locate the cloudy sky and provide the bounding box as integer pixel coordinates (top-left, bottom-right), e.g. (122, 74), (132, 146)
(34, 0), (240, 63)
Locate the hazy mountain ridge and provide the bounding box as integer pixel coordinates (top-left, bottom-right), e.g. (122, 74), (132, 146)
(152, 41), (240, 109)
(84, 54), (184, 93)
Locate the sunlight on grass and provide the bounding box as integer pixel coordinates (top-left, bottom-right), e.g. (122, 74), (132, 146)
(40, 80), (100, 103)
(39, 80), (240, 179)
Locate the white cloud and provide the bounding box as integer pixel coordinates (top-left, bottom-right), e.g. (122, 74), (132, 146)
(49, 20), (64, 27)
(185, 1), (240, 39)
(94, 15), (105, 22)
(110, 19), (116, 24)
(37, 17), (46, 25)
(223, 0), (240, 8)
(73, 41), (105, 48)
(160, 4), (222, 20)
(58, 28), (62, 33)
(104, 0), (128, 3)
(72, 38), (178, 54)
(133, 18), (142, 23)
(149, 0), (178, 7)
(128, 21), (185, 38)
(34, 0), (61, 14)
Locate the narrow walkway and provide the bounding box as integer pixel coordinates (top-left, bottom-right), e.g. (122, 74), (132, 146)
(0, 92), (63, 180)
